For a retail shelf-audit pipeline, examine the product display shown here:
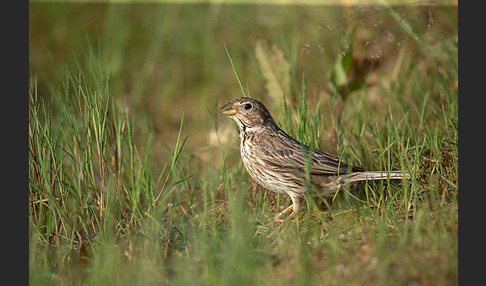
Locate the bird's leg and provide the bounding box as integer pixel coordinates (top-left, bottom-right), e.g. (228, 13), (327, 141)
(273, 197), (301, 222)
(287, 197), (301, 220)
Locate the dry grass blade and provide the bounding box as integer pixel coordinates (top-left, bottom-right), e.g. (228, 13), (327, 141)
(255, 38), (291, 102)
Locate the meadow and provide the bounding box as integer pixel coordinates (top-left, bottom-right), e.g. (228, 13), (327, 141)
(29, 1), (458, 285)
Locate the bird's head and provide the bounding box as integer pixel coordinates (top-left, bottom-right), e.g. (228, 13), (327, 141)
(220, 97), (274, 131)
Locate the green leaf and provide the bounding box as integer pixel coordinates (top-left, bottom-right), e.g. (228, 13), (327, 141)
(330, 26), (356, 90)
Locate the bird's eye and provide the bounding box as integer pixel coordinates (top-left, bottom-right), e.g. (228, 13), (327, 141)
(244, 103), (252, 110)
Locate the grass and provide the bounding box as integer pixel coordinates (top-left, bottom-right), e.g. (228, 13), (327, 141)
(29, 2), (457, 285)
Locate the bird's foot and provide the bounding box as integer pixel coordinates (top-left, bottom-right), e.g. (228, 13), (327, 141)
(273, 204), (294, 223)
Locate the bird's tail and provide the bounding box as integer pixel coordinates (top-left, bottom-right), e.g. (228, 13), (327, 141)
(341, 170), (410, 184)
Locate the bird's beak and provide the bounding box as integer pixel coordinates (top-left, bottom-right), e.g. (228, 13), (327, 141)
(220, 102), (237, 116)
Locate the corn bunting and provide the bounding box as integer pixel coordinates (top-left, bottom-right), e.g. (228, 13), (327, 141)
(220, 97), (409, 222)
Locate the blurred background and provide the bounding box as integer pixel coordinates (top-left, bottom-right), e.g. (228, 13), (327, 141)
(29, 0), (458, 169)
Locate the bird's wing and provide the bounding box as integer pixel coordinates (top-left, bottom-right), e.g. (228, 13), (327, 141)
(259, 128), (360, 175)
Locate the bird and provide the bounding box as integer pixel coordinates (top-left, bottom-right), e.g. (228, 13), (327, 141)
(220, 97), (409, 222)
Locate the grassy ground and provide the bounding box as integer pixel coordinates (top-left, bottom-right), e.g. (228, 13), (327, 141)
(29, 2), (457, 285)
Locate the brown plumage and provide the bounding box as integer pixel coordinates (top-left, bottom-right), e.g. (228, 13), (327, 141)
(220, 97), (408, 222)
